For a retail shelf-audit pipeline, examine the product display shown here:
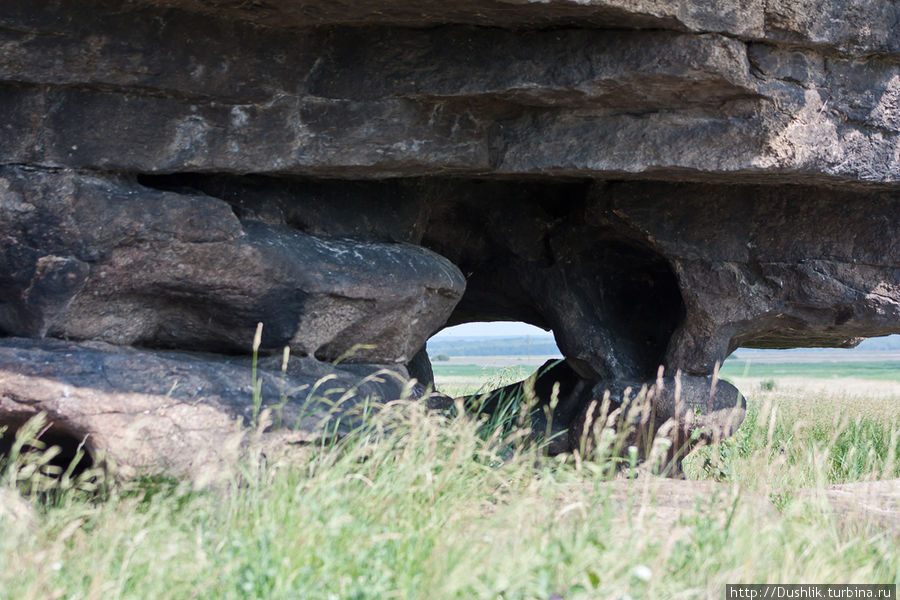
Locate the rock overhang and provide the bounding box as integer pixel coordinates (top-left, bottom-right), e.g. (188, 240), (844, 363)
(0, 0), (898, 478)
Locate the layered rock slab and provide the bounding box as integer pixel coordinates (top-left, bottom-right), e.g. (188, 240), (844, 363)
(48, 0), (900, 55)
(1, 0), (899, 476)
(163, 174), (900, 381)
(603, 181), (900, 373)
(0, 337), (415, 479)
(2, 2), (900, 184)
(0, 167), (465, 363)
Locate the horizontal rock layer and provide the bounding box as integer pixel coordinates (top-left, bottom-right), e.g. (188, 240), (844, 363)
(1, 2), (899, 184)
(1, 0), (899, 477)
(0, 337), (415, 479)
(187, 175), (897, 377)
(31, 0), (898, 55)
(0, 167), (465, 364)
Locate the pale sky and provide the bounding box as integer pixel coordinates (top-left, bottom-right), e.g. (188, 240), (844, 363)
(431, 321), (553, 339)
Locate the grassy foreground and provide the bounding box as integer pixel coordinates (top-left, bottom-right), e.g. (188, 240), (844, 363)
(1, 380), (899, 599)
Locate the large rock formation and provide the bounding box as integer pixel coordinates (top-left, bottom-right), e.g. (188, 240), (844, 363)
(1, 0), (898, 476)
(0, 337), (414, 480)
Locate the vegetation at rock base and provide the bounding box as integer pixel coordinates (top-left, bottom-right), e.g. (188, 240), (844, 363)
(0, 376), (898, 599)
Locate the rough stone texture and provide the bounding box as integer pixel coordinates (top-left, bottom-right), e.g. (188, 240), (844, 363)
(1, 0), (899, 474)
(0, 337), (416, 479)
(2, 3), (898, 188)
(3, 1), (900, 182)
(0, 167), (464, 364)
(571, 373), (746, 470)
(605, 182), (900, 374)
(184, 176), (899, 380)
(405, 347), (437, 392)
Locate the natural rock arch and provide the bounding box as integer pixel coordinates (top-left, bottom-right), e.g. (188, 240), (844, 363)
(1, 0), (899, 479)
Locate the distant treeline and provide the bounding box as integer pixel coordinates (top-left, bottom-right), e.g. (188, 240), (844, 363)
(427, 333), (900, 357)
(427, 336), (560, 357)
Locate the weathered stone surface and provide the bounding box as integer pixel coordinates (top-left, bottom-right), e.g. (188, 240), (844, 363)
(571, 372), (746, 470)
(406, 347), (437, 392)
(1, 0), (899, 474)
(0, 167), (465, 364)
(123, 0), (769, 32)
(310, 29), (758, 110)
(0, 337), (415, 479)
(604, 181), (900, 374)
(43, 0), (899, 55)
(149, 175), (900, 382)
(2, 2), (899, 183)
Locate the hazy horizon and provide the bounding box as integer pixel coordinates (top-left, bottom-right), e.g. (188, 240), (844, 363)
(432, 322), (553, 339)
(430, 321), (900, 351)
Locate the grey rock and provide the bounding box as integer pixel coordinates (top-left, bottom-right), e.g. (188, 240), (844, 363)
(1, 4), (899, 184)
(0, 337), (417, 479)
(573, 374), (747, 471)
(604, 181), (900, 374)
(411, 179), (900, 380)
(405, 347), (437, 391)
(309, 29), (758, 111)
(21, 166), (888, 394)
(157, 174), (900, 382)
(2, 0), (900, 469)
(59, 0), (900, 54)
(0, 167), (465, 364)
(127, 0), (769, 32)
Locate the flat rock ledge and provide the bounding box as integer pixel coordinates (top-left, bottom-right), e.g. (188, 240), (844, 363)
(0, 338), (416, 481)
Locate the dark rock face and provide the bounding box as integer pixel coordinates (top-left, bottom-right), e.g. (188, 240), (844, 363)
(168, 175), (900, 380)
(1, 0), (899, 477)
(570, 373), (746, 471)
(4, 1), (900, 182)
(468, 360), (745, 471)
(0, 167), (464, 364)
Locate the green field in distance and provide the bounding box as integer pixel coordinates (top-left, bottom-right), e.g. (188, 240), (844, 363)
(720, 360), (900, 381)
(432, 360), (900, 381)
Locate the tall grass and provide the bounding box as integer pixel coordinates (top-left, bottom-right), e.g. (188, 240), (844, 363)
(1, 382), (898, 599)
(686, 383), (900, 488)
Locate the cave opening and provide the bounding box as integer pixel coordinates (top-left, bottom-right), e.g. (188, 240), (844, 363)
(0, 414), (97, 482)
(422, 320), (571, 449)
(426, 321), (561, 391)
(136, 171), (688, 384)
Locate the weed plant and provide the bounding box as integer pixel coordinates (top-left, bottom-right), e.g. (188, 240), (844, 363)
(0, 376), (898, 598)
